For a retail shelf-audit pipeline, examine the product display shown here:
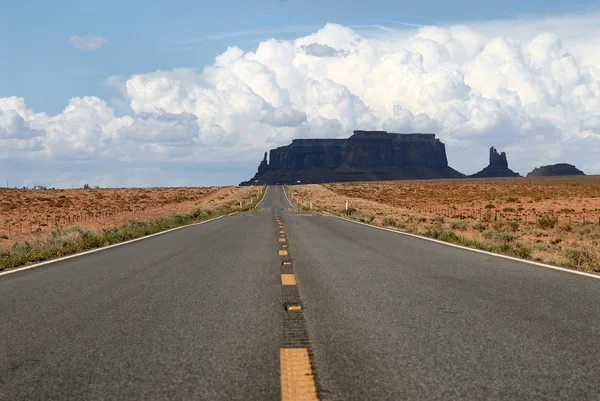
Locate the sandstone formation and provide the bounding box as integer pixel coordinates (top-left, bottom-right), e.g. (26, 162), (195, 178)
(240, 130), (465, 185)
(470, 147), (520, 178)
(527, 163), (585, 177)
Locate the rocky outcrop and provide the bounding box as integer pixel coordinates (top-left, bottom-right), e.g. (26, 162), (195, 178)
(240, 130), (465, 185)
(527, 163), (585, 177)
(470, 147), (520, 178)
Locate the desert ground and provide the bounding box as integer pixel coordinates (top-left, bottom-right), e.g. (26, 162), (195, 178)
(0, 186), (262, 247)
(287, 176), (600, 273)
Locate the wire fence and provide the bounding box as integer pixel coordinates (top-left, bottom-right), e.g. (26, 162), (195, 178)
(400, 203), (600, 225)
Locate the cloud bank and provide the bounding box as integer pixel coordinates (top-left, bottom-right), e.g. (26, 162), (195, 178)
(69, 35), (107, 51)
(3, 14), (600, 187)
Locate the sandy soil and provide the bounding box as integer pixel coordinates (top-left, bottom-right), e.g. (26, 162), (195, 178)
(0, 186), (262, 246)
(320, 176), (600, 223)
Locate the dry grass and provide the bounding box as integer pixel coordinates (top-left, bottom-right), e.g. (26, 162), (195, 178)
(287, 177), (600, 273)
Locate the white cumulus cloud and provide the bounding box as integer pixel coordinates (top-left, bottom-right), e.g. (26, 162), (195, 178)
(3, 14), (600, 186)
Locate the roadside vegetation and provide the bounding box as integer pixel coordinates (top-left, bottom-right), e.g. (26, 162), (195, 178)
(0, 186), (265, 271)
(286, 182), (600, 274)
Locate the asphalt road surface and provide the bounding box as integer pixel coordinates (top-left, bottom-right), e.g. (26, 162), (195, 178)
(1, 185), (599, 400)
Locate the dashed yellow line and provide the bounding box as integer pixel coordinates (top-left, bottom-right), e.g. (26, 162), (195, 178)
(279, 238), (286, 242)
(280, 348), (318, 401)
(281, 274), (297, 286)
(279, 249), (289, 256)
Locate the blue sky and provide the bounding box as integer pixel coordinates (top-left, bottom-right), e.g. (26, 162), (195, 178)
(3, 0), (597, 115)
(1, 0), (600, 187)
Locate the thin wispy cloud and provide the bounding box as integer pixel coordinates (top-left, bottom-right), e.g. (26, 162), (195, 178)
(373, 19), (426, 28)
(69, 35), (107, 51)
(174, 25), (319, 44)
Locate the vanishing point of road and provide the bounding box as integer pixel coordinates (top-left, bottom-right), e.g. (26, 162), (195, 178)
(1, 186), (599, 400)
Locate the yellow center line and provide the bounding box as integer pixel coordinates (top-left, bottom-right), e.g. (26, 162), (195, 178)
(279, 249), (289, 256)
(280, 348), (318, 401)
(281, 273), (297, 285)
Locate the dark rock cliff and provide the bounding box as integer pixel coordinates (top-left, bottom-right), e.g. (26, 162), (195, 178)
(527, 163), (585, 177)
(240, 130), (464, 185)
(470, 147), (520, 178)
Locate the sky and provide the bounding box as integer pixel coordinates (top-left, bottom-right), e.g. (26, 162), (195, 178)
(1, 0), (600, 188)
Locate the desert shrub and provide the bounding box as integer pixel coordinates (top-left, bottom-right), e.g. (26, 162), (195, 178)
(555, 221), (573, 232)
(502, 207), (516, 213)
(564, 249), (600, 272)
(537, 213), (557, 229)
(493, 220), (519, 232)
(103, 227), (126, 244)
(483, 230), (515, 242)
(501, 243), (532, 259)
(532, 229), (550, 237)
(573, 224), (597, 236)
(506, 197), (521, 203)
(382, 217), (398, 227)
(423, 226), (461, 243)
(340, 207), (357, 216)
(431, 215), (445, 224)
(359, 214), (375, 224)
(449, 220), (468, 231)
(473, 222), (487, 232)
(408, 215), (427, 223)
(485, 204), (496, 209)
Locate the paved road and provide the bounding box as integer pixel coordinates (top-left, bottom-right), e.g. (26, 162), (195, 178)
(1, 185), (599, 400)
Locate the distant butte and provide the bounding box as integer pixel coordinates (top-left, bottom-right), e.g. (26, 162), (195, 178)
(527, 163), (585, 177)
(240, 130), (465, 185)
(470, 147), (520, 178)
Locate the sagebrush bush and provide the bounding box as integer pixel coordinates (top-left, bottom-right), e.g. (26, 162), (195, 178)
(564, 249), (600, 272)
(472, 222), (487, 232)
(340, 207), (357, 216)
(537, 213), (557, 229)
(382, 217), (398, 227)
(493, 220), (519, 232)
(483, 230), (515, 242)
(449, 220), (468, 231)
